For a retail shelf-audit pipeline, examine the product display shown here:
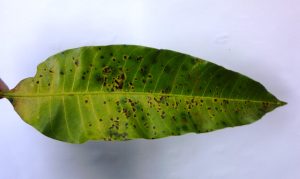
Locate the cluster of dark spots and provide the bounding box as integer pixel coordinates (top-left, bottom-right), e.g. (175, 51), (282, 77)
(136, 56), (143, 62)
(172, 116), (176, 122)
(160, 111), (166, 119)
(128, 82), (135, 90)
(244, 100), (250, 104)
(262, 102), (269, 107)
(122, 108), (131, 118)
(102, 77), (108, 86)
(102, 66), (112, 74)
(114, 73), (125, 90)
(223, 100), (229, 104)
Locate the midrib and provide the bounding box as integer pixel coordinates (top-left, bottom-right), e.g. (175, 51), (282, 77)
(2, 91), (282, 105)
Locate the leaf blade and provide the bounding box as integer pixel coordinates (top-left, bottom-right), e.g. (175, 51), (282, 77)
(3, 45), (286, 143)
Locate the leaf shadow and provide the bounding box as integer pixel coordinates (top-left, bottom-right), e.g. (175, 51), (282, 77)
(59, 139), (165, 179)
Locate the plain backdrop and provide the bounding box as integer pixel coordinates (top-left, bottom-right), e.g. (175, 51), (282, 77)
(0, 0), (298, 179)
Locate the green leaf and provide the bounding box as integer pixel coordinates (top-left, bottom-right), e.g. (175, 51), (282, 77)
(1, 45), (286, 143)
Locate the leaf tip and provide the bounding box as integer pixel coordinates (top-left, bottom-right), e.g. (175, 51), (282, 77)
(277, 100), (287, 107)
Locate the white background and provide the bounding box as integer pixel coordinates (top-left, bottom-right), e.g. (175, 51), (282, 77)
(0, 0), (298, 179)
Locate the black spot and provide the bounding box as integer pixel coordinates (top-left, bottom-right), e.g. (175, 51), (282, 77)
(36, 81), (39, 84)
(74, 60), (79, 66)
(60, 71), (64, 75)
(85, 100), (88, 103)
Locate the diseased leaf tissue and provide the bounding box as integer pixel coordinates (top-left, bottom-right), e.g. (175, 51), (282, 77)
(0, 45), (286, 143)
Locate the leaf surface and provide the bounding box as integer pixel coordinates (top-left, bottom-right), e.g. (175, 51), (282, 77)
(2, 45), (286, 143)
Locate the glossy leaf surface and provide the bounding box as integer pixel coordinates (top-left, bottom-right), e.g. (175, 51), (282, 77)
(1, 45), (286, 143)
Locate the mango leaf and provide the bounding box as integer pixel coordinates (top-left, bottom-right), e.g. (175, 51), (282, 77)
(0, 45), (286, 143)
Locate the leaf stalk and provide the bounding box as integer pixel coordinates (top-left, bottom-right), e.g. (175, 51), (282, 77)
(0, 78), (9, 99)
